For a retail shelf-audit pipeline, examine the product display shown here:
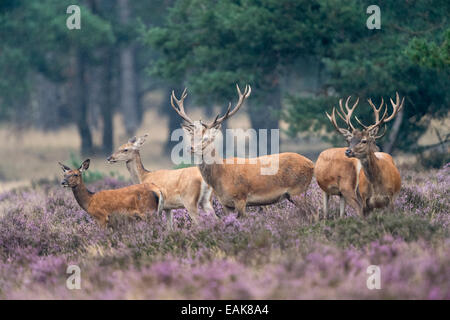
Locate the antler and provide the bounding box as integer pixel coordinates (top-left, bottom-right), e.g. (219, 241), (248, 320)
(326, 107), (351, 135)
(326, 96), (359, 135)
(355, 97), (386, 129)
(336, 96), (359, 131)
(359, 92), (405, 137)
(204, 84), (251, 129)
(170, 88), (194, 126)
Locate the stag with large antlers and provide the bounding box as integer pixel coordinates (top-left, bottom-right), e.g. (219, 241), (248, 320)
(170, 84), (314, 218)
(315, 93), (403, 217)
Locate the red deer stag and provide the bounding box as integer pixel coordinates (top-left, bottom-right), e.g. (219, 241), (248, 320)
(170, 84), (314, 217)
(107, 134), (214, 229)
(314, 93), (403, 217)
(60, 159), (163, 227)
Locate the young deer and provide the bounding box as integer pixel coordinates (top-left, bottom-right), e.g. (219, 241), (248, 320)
(60, 159), (163, 227)
(314, 94), (403, 217)
(107, 134), (214, 229)
(170, 84), (314, 217)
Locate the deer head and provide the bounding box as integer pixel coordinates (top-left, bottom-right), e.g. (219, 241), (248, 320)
(107, 134), (149, 163)
(59, 159), (90, 188)
(327, 93), (404, 160)
(170, 84), (251, 157)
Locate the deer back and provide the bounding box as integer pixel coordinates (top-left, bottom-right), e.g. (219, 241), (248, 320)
(88, 183), (160, 215)
(140, 166), (205, 208)
(202, 152), (314, 202)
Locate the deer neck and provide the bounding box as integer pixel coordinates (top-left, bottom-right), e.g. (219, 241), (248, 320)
(72, 181), (93, 212)
(360, 151), (385, 194)
(126, 151), (149, 184)
(197, 148), (222, 189)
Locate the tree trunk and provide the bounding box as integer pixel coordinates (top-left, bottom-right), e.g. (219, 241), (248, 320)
(118, 0), (139, 137)
(134, 49), (144, 126)
(383, 108), (404, 154)
(76, 52), (93, 155)
(247, 81), (281, 154)
(101, 50), (114, 155)
(163, 85), (184, 155)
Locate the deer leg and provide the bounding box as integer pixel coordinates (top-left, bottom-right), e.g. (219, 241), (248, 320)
(187, 206), (199, 225)
(164, 209), (173, 231)
(200, 195), (216, 219)
(341, 191), (363, 217)
(215, 197), (232, 216)
(92, 210), (109, 228)
(339, 196), (346, 218)
(234, 199), (247, 218)
(96, 216), (108, 228)
(363, 206), (371, 217)
(322, 192), (329, 219)
(203, 200), (215, 214)
(198, 183), (214, 213)
(156, 191), (165, 215)
(387, 199), (395, 213)
(207, 203), (219, 220)
(183, 190), (201, 224)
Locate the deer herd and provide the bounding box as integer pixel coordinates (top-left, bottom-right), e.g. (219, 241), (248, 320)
(60, 85), (404, 228)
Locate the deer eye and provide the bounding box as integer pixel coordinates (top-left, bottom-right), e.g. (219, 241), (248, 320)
(361, 140), (367, 144)
(123, 149), (128, 152)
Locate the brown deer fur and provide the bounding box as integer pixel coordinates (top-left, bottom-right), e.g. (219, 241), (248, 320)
(59, 159), (162, 227)
(170, 84), (314, 217)
(198, 153), (314, 216)
(315, 147), (400, 216)
(107, 134), (214, 228)
(315, 94), (403, 217)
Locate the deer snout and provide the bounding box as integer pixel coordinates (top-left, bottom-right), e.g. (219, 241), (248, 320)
(106, 155), (116, 163)
(345, 149), (354, 157)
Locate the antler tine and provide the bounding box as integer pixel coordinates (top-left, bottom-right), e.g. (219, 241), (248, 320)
(170, 88), (194, 125)
(362, 92), (405, 137)
(367, 97), (385, 122)
(374, 125), (387, 139)
(364, 97), (387, 131)
(326, 107), (349, 135)
(366, 93), (404, 132)
(346, 96), (360, 129)
(384, 92), (404, 123)
(206, 84), (251, 128)
(355, 116), (369, 129)
(336, 99), (347, 123)
(337, 96), (358, 131)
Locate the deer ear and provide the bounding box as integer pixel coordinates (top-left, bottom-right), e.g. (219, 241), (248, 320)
(128, 136), (137, 144)
(133, 133), (149, 149)
(79, 159), (90, 172)
(58, 162), (71, 172)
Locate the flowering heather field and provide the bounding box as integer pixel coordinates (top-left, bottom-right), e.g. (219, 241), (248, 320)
(0, 164), (448, 299)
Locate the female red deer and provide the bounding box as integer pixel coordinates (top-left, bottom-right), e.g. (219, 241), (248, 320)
(170, 84), (314, 218)
(60, 159), (162, 227)
(314, 94), (403, 217)
(107, 134), (214, 229)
